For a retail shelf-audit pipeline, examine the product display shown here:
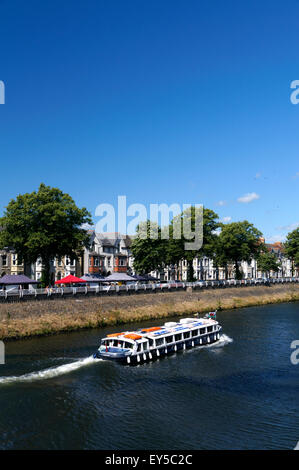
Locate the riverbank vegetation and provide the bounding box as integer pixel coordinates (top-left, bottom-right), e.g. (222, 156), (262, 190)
(0, 284), (298, 341)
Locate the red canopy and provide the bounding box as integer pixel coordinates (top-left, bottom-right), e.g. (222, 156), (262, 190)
(55, 274), (87, 285)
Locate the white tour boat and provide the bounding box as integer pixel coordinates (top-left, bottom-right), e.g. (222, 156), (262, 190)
(93, 311), (221, 365)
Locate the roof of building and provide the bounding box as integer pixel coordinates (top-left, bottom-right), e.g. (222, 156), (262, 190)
(265, 242), (284, 254)
(122, 235), (133, 247)
(94, 232), (134, 247)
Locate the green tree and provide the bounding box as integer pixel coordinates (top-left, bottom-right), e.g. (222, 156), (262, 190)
(213, 230), (229, 280)
(167, 207), (220, 281)
(0, 183), (92, 285)
(131, 220), (168, 274)
(216, 221), (263, 280)
(284, 227), (299, 275)
(257, 251), (280, 277)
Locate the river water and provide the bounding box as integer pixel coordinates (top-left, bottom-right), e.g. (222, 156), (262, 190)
(0, 302), (298, 450)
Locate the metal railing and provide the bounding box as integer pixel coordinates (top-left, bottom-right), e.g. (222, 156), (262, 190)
(0, 277), (298, 302)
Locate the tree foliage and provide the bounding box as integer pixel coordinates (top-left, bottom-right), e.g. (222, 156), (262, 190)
(215, 221), (263, 279)
(131, 220), (168, 274)
(167, 207), (219, 281)
(284, 227), (299, 271)
(131, 207), (219, 281)
(0, 183), (92, 284)
(256, 251), (280, 275)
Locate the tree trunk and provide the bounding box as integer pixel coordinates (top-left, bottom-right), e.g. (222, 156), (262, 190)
(292, 260), (294, 277)
(187, 259), (194, 282)
(41, 257), (51, 287)
(235, 261), (242, 280)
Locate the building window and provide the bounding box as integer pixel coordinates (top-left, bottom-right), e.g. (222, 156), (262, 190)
(1, 255), (7, 266)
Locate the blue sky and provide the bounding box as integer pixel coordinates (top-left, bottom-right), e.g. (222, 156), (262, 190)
(0, 0), (298, 242)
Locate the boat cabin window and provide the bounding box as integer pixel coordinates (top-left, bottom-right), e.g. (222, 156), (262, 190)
(200, 328), (206, 335)
(207, 326), (213, 332)
(191, 329), (198, 337)
(143, 342), (148, 351)
(155, 338), (164, 347)
(148, 338), (154, 347)
(137, 343), (142, 352)
(175, 333), (182, 341)
(166, 335), (173, 344)
(124, 342), (133, 349)
(183, 331), (190, 339)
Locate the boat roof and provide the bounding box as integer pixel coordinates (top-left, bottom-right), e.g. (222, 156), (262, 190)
(102, 317), (218, 343)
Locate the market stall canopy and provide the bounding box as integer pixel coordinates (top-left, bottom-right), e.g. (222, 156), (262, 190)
(55, 274), (87, 285)
(133, 274), (157, 282)
(104, 273), (136, 282)
(0, 274), (38, 285)
(81, 274), (105, 282)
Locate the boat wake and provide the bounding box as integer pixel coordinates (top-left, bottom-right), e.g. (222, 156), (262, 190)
(209, 333), (233, 348)
(184, 333), (233, 355)
(0, 335), (233, 384)
(0, 356), (100, 385)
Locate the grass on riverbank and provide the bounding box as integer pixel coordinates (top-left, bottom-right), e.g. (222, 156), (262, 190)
(0, 284), (299, 341)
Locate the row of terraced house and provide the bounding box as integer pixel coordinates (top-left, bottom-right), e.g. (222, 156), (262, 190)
(0, 230), (297, 283)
